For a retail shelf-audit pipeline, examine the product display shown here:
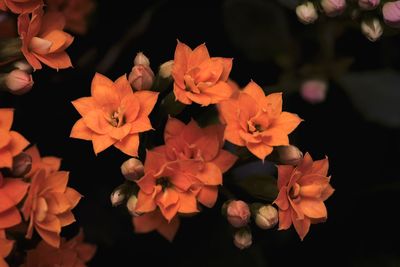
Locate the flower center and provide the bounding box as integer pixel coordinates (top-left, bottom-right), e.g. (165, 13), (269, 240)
(248, 121), (264, 133)
(108, 109), (125, 128)
(156, 177), (171, 190)
(289, 183), (301, 199)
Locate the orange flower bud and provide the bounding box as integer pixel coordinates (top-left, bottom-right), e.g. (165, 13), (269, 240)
(233, 228), (252, 250)
(255, 205), (278, 230)
(5, 69), (33, 95)
(159, 60), (174, 79)
(120, 158), (144, 181)
(128, 65), (155, 91)
(134, 52), (150, 67)
(126, 195), (140, 216)
(276, 145), (303, 166)
(227, 200), (250, 228)
(11, 152), (32, 177)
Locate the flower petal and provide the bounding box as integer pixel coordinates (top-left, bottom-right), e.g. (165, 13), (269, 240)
(211, 149), (238, 173)
(113, 134), (139, 157)
(197, 186), (218, 208)
(0, 109), (13, 131)
(92, 134), (115, 155)
(70, 119), (94, 141)
(299, 198), (327, 219)
(71, 97), (97, 117)
(247, 142), (273, 160)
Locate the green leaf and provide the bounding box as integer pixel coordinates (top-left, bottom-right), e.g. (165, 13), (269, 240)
(232, 175), (278, 202)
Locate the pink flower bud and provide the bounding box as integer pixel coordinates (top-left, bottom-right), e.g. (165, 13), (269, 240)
(11, 152), (32, 177)
(128, 65), (155, 91)
(233, 228), (252, 250)
(29, 37), (52, 55)
(227, 200), (251, 228)
(159, 60), (174, 79)
(276, 145), (303, 166)
(321, 0), (346, 17)
(255, 205), (278, 230)
(126, 195), (140, 216)
(110, 188), (125, 206)
(296, 2), (318, 24)
(300, 79), (328, 104)
(383, 1), (400, 28)
(14, 60), (33, 73)
(120, 158), (144, 181)
(5, 69), (33, 95)
(358, 0), (380, 10)
(134, 52), (150, 67)
(361, 18), (383, 42)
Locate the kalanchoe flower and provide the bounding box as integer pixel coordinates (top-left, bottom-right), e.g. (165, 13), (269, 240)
(0, 229), (14, 267)
(295, 2), (318, 24)
(121, 158), (144, 181)
(382, 1), (400, 28)
(172, 41), (234, 106)
(274, 153), (334, 240)
(254, 205), (278, 230)
(219, 81), (302, 160)
(0, 0), (43, 14)
(226, 200), (251, 228)
(70, 73), (159, 156)
(358, 0), (380, 10)
(321, 0), (346, 17)
(18, 6), (74, 70)
(233, 227), (252, 250)
(300, 79), (328, 104)
(22, 170), (82, 248)
(0, 108), (30, 169)
(4, 69), (33, 95)
(361, 18), (383, 42)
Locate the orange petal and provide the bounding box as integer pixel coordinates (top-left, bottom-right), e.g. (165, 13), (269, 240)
(164, 117), (185, 142)
(321, 184), (335, 201)
(41, 156), (62, 173)
(197, 186), (218, 208)
(83, 110), (113, 135)
(277, 165), (295, 189)
(135, 190), (157, 213)
(277, 209), (292, 230)
(270, 112), (302, 134)
(0, 195), (14, 213)
(70, 118), (94, 140)
(156, 188), (179, 210)
(172, 41), (191, 89)
(173, 83), (192, 105)
(291, 210), (310, 241)
(42, 171), (68, 193)
(215, 57), (232, 81)
(90, 73), (119, 108)
(311, 157), (329, 176)
(109, 123), (131, 141)
(113, 134), (139, 157)
(210, 149), (237, 173)
(177, 192), (198, 213)
(0, 178), (29, 208)
(0, 109), (13, 131)
(39, 11), (66, 36)
(264, 92), (283, 118)
(133, 210), (162, 233)
(34, 52), (72, 70)
(247, 142), (273, 160)
(297, 152), (313, 174)
(42, 30), (69, 53)
(242, 81), (266, 104)
(114, 74), (133, 99)
(129, 117), (153, 134)
(45, 192), (71, 214)
(201, 81), (234, 104)
(120, 94), (140, 123)
(156, 215), (180, 242)
(8, 131), (30, 156)
(92, 134), (115, 155)
(274, 187), (289, 210)
(0, 207), (21, 228)
(134, 90), (159, 117)
(0, 231), (14, 258)
(36, 226), (60, 248)
(58, 211), (76, 227)
(168, 172), (194, 192)
(188, 43), (210, 69)
(195, 162), (222, 185)
(143, 150), (168, 173)
(64, 188), (82, 208)
(71, 97), (97, 117)
(224, 125), (246, 146)
(262, 128), (289, 147)
(0, 149), (12, 169)
(159, 201), (179, 222)
(186, 91), (212, 106)
(299, 198), (327, 219)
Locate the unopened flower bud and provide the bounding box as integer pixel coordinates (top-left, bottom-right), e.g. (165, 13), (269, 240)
(121, 158), (144, 181)
(361, 18), (383, 42)
(126, 195), (140, 216)
(300, 79), (328, 104)
(255, 205), (278, 230)
(14, 60), (33, 73)
(29, 37), (52, 55)
(159, 60), (174, 79)
(110, 187), (125, 206)
(321, 0), (346, 17)
(11, 152), (32, 177)
(358, 0), (380, 10)
(227, 200), (250, 228)
(382, 1), (400, 28)
(296, 2), (318, 24)
(276, 145), (303, 166)
(5, 69), (33, 95)
(134, 52), (150, 67)
(128, 65), (155, 91)
(233, 228), (252, 250)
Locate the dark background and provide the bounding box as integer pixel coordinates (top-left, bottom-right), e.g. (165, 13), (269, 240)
(2, 0), (400, 266)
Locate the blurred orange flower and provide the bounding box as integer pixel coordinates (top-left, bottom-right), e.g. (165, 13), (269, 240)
(158, 117), (237, 208)
(23, 229), (96, 267)
(218, 81), (302, 160)
(0, 177), (29, 229)
(0, 230), (13, 267)
(70, 73), (159, 156)
(22, 170), (82, 247)
(24, 145), (61, 178)
(172, 41), (234, 106)
(0, 0), (42, 14)
(0, 108), (29, 169)
(133, 210), (180, 242)
(274, 153), (334, 240)
(18, 6), (74, 70)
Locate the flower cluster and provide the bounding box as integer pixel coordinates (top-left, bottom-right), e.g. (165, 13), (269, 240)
(295, 0), (400, 41)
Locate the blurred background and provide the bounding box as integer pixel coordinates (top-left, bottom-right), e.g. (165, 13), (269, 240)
(2, 0), (400, 266)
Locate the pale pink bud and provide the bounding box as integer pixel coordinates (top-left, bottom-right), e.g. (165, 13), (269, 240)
(361, 18), (383, 42)
(321, 0), (346, 17)
(300, 79), (328, 104)
(227, 200), (251, 228)
(134, 52), (150, 67)
(14, 60), (33, 73)
(159, 60), (174, 78)
(255, 205), (278, 230)
(29, 37), (52, 55)
(276, 145), (303, 166)
(382, 1), (400, 28)
(120, 158), (144, 181)
(11, 152), (32, 177)
(126, 195), (140, 216)
(128, 65), (155, 91)
(110, 188), (125, 206)
(296, 2), (318, 24)
(233, 228), (252, 250)
(358, 0), (380, 10)
(5, 69), (33, 95)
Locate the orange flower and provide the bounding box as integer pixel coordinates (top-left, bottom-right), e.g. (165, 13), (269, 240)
(70, 73), (159, 156)
(273, 153), (334, 240)
(157, 117), (238, 208)
(0, 229), (14, 267)
(172, 41), (234, 106)
(24, 145), (61, 178)
(0, 176), (29, 229)
(0, 0), (42, 14)
(22, 170), (82, 247)
(0, 108), (29, 169)
(23, 229), (96, 267)
(135, 150), (200, 221)
(18, 6), (74, 70)
(218, 81), (302, 160)
(133, 210), (180, 242)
